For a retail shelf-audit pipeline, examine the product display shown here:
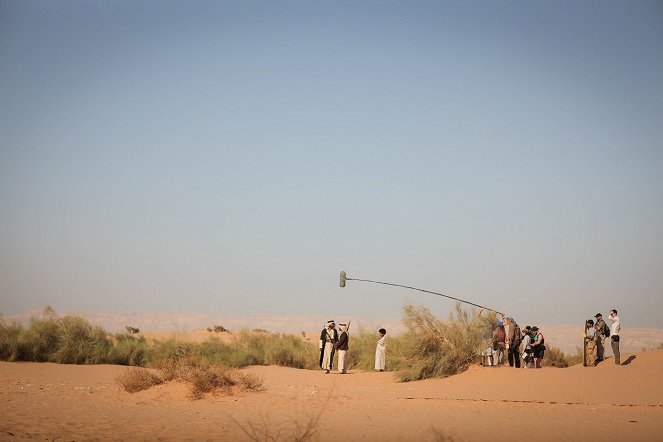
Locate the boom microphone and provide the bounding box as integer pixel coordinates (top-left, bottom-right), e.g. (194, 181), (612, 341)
(338, 270), (504, 316)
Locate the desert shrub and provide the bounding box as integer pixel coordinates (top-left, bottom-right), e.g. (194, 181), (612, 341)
(658, 342), (663, 350)
(5, 313), (112, 364)
(148, 338), (195, 368)
(116, 367), (163, 392)
(0, 316), (23, 361)
(228, 329), (269, 366)
(186, 330), (319, 369)
(50, 315), (112, 364)
(565, 346), (584, 367)
(194, 336), (259, 368)
(187, 363), (239, 399)
(263, 333), (318, 369)
(17, 316), (61, 361)
(396, 303), (495, 381)
(195, 337), (231, 363)
(107, 333), (149, 366)
(544, 345), (573, 368)
(148, 354), (264, 399)
(228, 404), (323, 442)
(345, 328), (412, 373)
(238, 371), (264, 391)
(345, 327), (382, 371)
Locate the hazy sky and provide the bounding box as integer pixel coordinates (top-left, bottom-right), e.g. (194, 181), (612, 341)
(1, 1), (662, 327)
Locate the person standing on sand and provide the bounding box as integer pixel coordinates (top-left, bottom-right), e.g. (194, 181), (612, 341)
(505, 317), (521, 368)
(319, 320), (338, 374)
(336, 323), (349, 374)
(492, 321), (506, 365)
(521, 326), (533, 368)
(584, 319), (596, 367)
(530, 326), (545, 368)
(594, 313), (607, 363)
(375, 328), (387, 371)
(608, 309), (621, 365)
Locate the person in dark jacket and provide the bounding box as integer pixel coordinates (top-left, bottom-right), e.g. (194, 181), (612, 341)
(505, 317), (522, 368)
(319, 320), (337, 373)
(336, 323), (349, 373)
(593, 313), (607, 363)
(530, 326), (545, 368)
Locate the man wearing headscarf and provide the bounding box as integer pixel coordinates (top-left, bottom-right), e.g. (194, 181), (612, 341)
(319, 320), (337, 373)
(336, 323), (349, 374)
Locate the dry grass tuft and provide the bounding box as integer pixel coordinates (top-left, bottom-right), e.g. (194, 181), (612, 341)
(116, 367), (163, 393)
(227, 396), (327, 442)
(544, 345), (583, 368)
(147, 354), (264, 400)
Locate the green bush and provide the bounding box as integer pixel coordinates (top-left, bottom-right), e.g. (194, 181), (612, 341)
(1, 309), (320, 371)
(396, 303), (495, 381)
(0, 316), (23, 361)
(108, 333), (149, 366)
(345, 327), (383, 371)
(545, 345), (583, 368)
(263, 333), (318, 369)
(50, 315), (111, 364)
(147, 338), (195, 367)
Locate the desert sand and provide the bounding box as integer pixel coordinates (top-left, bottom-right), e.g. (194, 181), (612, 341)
(1, 346), (662, 441)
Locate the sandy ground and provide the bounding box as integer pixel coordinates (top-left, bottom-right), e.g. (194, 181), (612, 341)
(1, 349), (662, 441)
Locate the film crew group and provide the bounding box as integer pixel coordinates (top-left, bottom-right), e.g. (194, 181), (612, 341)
(483, 318), (545, 368)
(584, 310), (621, 366)
(319, 320), (388, 374)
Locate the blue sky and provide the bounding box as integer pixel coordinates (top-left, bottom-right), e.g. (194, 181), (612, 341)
(1, 1), (662, 327)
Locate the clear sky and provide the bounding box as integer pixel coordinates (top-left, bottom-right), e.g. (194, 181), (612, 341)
(1, 1), (662, 327)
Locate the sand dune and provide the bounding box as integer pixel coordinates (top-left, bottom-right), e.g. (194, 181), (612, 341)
(2, 345), (662, 441)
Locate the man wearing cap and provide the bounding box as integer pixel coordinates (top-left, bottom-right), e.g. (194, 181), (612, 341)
(593, 313), (607, 363)
(530, 326), (545, 368)
(319, 320), (338, 374)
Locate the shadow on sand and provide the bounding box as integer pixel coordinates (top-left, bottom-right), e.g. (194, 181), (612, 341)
(621, 355), (636, 366)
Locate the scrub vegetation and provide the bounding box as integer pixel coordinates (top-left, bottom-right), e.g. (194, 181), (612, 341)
(2, 303), (578, 386)
(394, 303), (497, 381)
(544, 345), (583, 368)
(0, 307), (317, 371)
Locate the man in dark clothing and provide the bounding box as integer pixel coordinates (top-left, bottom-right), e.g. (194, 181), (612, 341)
(594, 313), (607, 363)
(319, 320), (338, 373)
(506, 317), (522, 368)
(336, 323), (349, 373)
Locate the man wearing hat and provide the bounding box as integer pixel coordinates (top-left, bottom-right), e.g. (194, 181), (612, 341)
(593, 313), (607, 364)
(319, 320), (338, 373)
(530, 326), (545, 368)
